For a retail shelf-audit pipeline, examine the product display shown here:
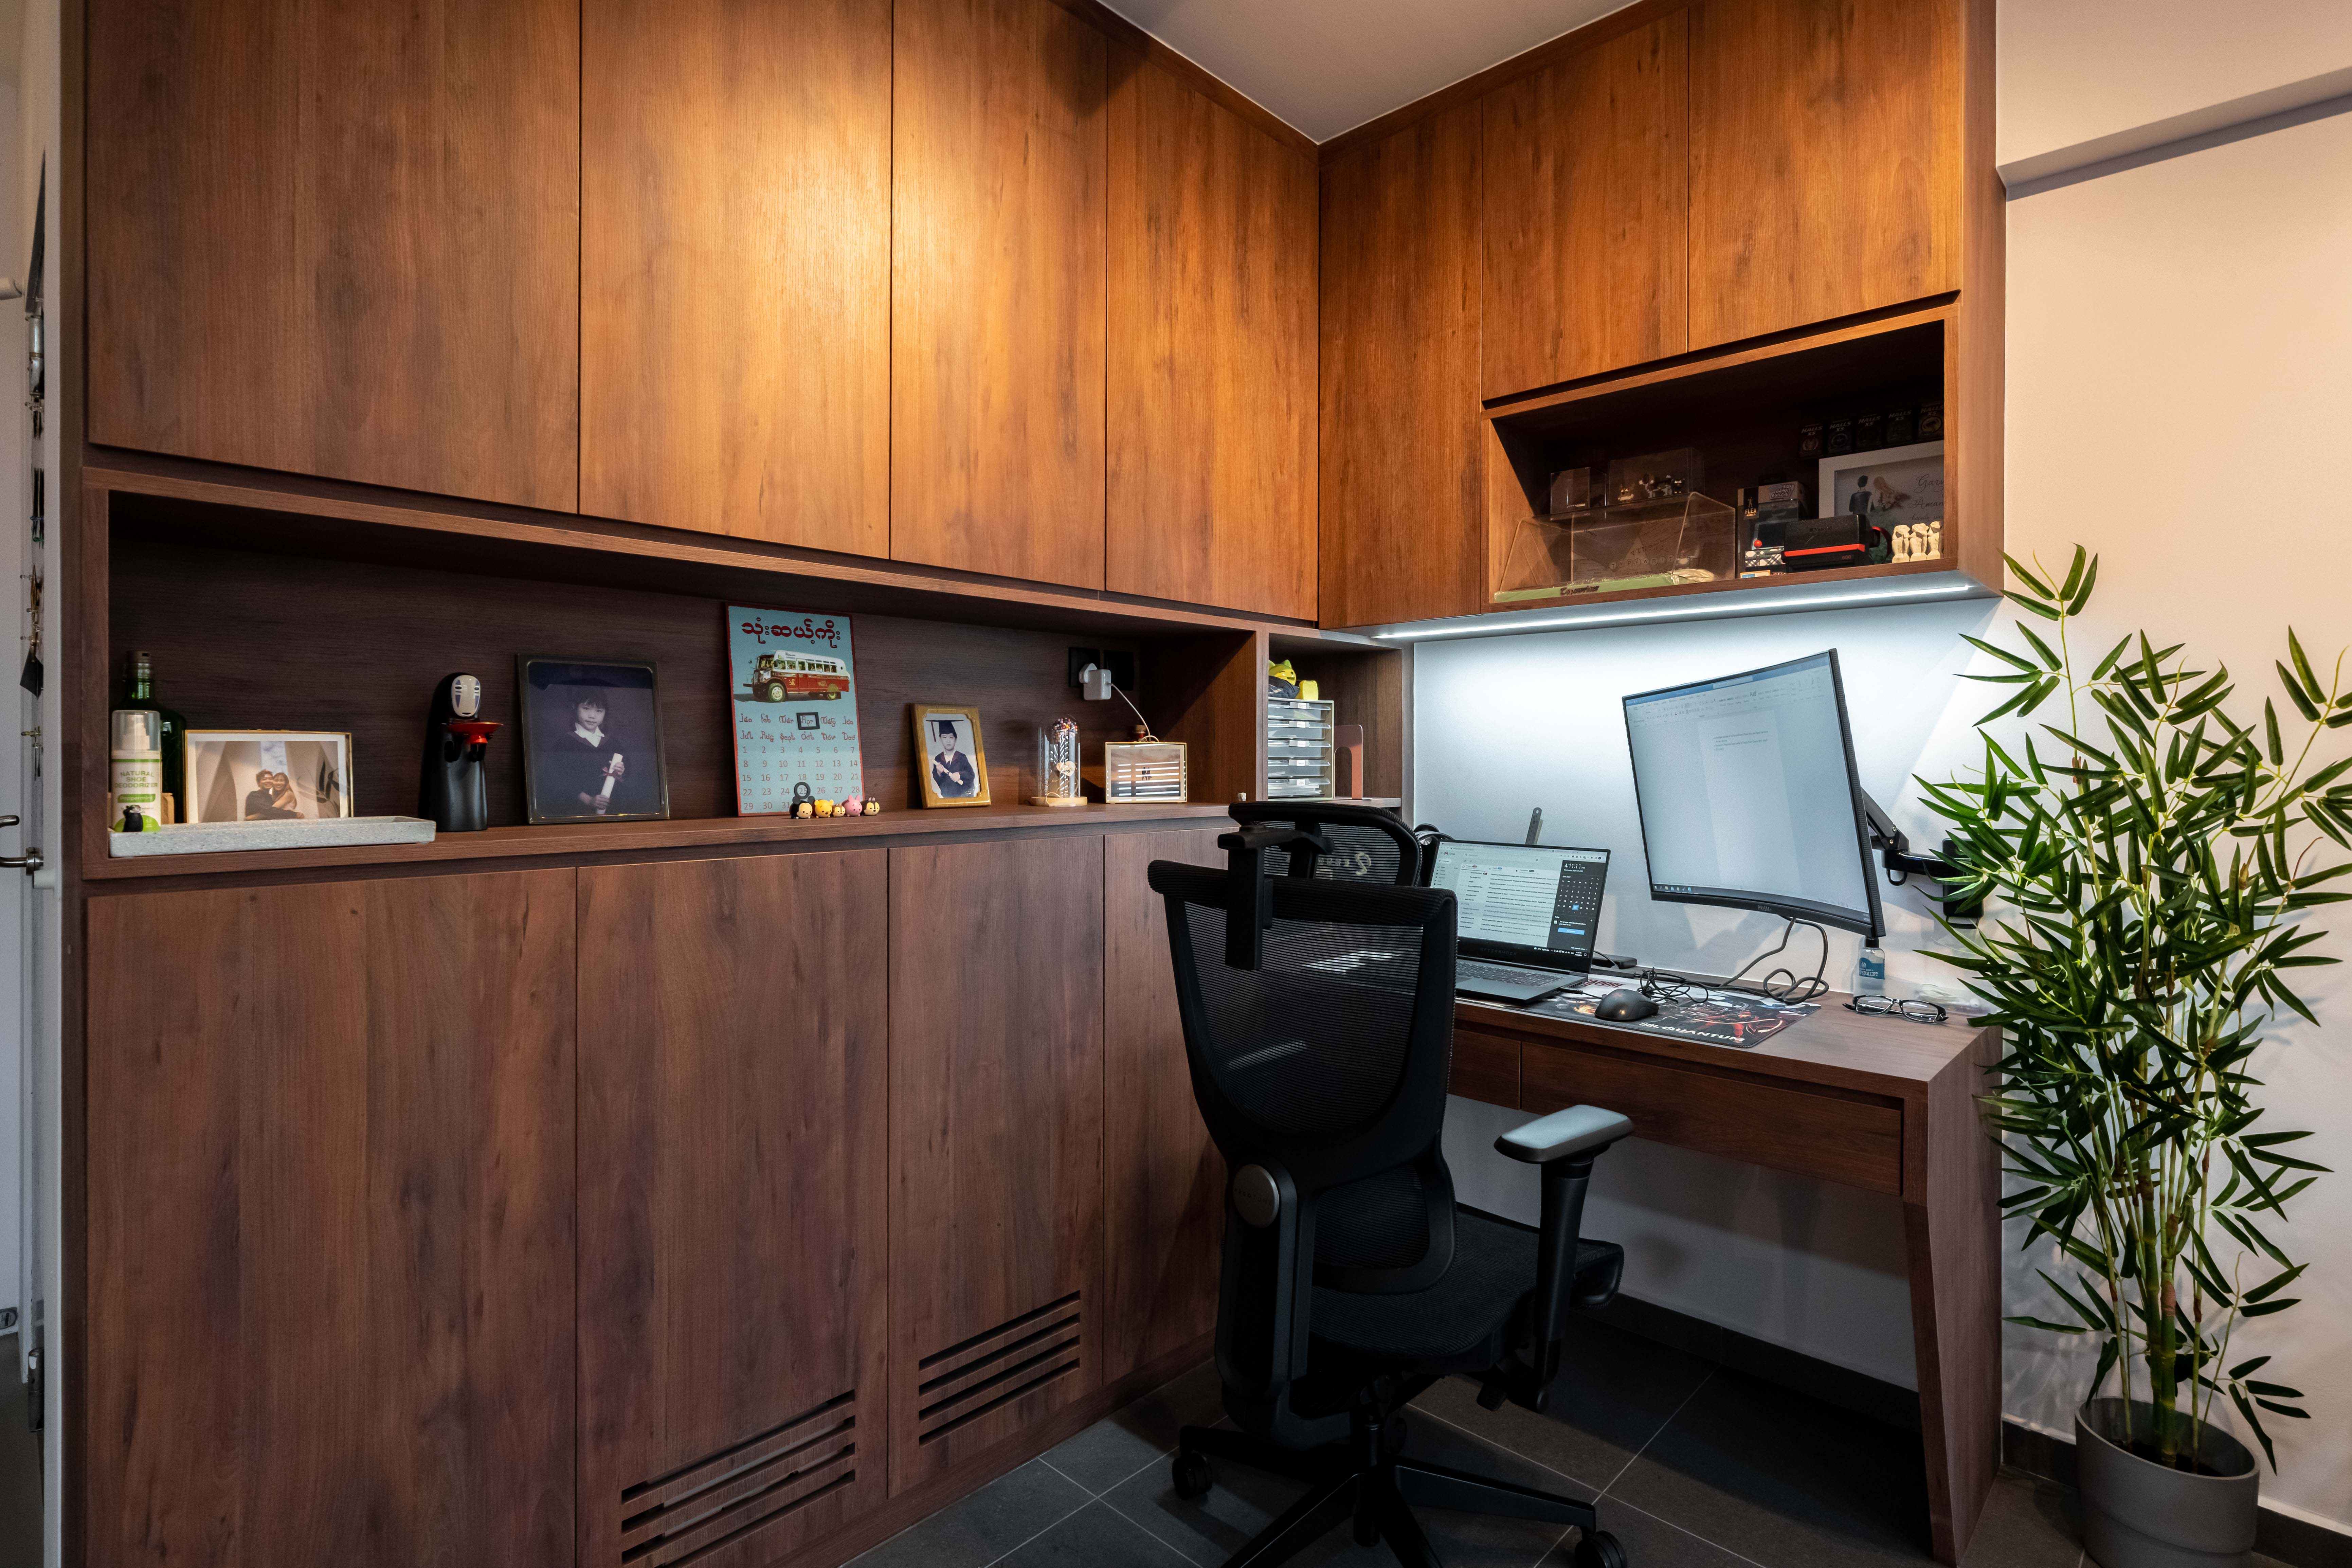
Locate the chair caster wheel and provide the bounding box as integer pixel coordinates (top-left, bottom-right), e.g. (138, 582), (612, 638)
(1172, 1450), (1213, 1500)
(1573, 1528), (1628, 1568)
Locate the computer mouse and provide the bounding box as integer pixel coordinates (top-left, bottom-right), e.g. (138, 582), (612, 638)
(1595, 988), (1659, 1023)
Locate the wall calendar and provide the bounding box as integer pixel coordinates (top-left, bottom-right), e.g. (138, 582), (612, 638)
(727, 605), (864, 815)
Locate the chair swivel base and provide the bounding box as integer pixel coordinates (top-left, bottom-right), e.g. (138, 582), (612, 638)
(1172, 1418), (1628, 1568)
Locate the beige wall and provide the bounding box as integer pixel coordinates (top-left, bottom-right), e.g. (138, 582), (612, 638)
(1997, 0), (2352, 186)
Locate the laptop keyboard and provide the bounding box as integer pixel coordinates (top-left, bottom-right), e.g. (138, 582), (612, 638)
(1459, 960), (1565, 988)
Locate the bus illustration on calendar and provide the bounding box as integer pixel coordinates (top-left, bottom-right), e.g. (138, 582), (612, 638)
(744, 651), (852, 703)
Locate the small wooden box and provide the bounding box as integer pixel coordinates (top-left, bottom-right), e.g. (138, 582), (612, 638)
(1098, 740), (1187, 805)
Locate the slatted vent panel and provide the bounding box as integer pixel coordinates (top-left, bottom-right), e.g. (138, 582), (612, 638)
(617, 1390), (858, 1567)
(916, 1291), (1084, 1446)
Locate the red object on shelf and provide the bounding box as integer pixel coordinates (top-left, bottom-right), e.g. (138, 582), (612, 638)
(447, 719), (503, 745)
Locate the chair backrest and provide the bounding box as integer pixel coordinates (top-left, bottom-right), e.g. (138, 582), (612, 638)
(1150, 839), (1460, 1295)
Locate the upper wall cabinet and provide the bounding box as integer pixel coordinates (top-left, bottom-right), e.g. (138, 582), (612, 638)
(1318, 104), (1485, 629)
(581, 0), (891, 551)
(1107, 53), (1318, 620)
(1482, 12), (1688, 400)
(892, 0), (1108, 590)
(87, 0), (580, 511)
(1687, 0), (1959, 348)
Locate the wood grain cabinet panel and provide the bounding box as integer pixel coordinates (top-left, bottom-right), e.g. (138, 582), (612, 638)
(576, 853), (890, 1568)
(87, 0), (579, 510)
(1103, 828), (1226, 1380)
(86, 871), (577, 1568)
(1107, 54), (1317, 619)
(1319, 104), (1484, 629)
(892, 0), (1108, 589)
(888, 834), (1106, 1491)
(1688, 0), (1959, 348)
(1482, 13), (1687, 399)
(581, 0), (891, 551)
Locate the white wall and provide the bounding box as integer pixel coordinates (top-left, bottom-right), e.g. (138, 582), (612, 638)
(1996, 0), (2352, 188)
(1422, 49), (2352, 1540)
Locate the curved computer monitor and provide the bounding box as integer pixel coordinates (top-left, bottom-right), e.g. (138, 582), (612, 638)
(1620, 649), (1884, 938)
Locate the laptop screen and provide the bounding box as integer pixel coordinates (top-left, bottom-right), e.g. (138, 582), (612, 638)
(1427, 841), (1610, 969)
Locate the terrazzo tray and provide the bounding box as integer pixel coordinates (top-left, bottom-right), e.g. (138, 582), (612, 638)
(107, 815), (437, 857)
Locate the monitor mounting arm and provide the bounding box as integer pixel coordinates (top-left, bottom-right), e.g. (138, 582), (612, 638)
(1861, 792), (1981, 925)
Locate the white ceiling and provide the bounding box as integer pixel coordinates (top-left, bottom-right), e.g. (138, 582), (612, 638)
(1100, 0), (1636, 142)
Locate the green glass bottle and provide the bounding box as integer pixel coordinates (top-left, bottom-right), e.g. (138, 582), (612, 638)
(121, 650), (188, 816)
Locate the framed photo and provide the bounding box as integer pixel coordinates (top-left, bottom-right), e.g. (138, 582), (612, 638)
(183, 730), (353, 824)
(727, 606), (864, 814)
(912, 705), (990, 808)
(1819, 440), (1944, 531)
(517, 656), (671, 825)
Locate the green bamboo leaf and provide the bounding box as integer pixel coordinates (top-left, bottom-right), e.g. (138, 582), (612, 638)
(2278, 663), (2321, 721)
(1961, 633), (2038, 672)
(2288, 628), (2320, 702)
(2067, 553), (2100, 615)
(2264, 700), (2284, 767)
(2005, 553), (2056, 598)
(2018, 621), (2064, 671)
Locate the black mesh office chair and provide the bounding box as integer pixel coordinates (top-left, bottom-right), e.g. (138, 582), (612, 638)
(1147, 803), (1636, 1568)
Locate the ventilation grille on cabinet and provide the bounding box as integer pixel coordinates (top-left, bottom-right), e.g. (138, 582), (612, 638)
(915, 1291), (1084, 1446)
(617, 1390), (858, 1567)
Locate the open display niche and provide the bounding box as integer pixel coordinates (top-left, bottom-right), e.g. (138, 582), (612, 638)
(90, 482), (1270, 878)
(1267, 630), (1406, 805)
(1482, 307), (1990, 616)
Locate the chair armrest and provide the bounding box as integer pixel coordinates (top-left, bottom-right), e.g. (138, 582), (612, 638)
(1494, 1104), (1632, 1165)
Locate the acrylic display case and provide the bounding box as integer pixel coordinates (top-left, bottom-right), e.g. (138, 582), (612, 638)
(1493, 492), (1738, 605)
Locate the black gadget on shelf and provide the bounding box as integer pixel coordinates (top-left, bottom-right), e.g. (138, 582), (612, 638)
(419, 672), (501, 833)
(1781, 514), (1885, 572)
(1423, 839), (1611, 1003)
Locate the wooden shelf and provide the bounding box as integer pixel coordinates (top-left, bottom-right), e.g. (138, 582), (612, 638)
(1357, 564), (1992, 642)
(83, 801), (1237, 882)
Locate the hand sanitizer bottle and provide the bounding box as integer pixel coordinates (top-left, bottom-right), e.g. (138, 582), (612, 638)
(1856, 942), (1887, 997)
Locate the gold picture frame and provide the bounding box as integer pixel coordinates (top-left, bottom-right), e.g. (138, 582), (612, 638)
(912, 704), (990, 807)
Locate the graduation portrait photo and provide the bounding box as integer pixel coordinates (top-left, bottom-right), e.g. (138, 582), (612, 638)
(912, 704), (990, 808)
(517, 655), (672, 825)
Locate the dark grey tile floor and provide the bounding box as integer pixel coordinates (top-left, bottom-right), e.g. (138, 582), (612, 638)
(849, 1314), (2294, 1568)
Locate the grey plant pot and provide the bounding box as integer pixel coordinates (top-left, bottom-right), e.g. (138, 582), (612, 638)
(2077, 1398), (2260, 1568)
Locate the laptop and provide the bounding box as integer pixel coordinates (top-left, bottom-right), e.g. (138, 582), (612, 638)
(1424, 840), (1612, 1003)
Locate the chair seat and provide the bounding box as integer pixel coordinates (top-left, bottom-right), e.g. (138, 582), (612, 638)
(1309, 1209), (1622, 1363)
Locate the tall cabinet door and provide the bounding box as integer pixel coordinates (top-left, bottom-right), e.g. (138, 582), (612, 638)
(1102, 829), (1226, 1380)
(891, 0), (1108, 589)
(1482, 12), (1688, 399)
(1688, 0), (1958, 348)
(888, 835), (1107, 1491)
(86, 871), (577, 1568)
(1107, 54), (1317, 620)
(582, 0), (892, 550)
(577, 852), (891, 1568)
(1318, 104), (1485, 629)
(87, 0), (579, 510)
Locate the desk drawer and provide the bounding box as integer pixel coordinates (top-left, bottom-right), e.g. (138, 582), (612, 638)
(1521, 1041), (1903, 1195)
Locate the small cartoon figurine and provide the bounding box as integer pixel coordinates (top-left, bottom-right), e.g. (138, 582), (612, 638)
(795, 800), (814, 818)
(816, 798), (834, 817)
(863, 797), (881, 815)
(842, 798), (863, 816)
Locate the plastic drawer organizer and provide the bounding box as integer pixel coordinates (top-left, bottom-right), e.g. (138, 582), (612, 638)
(1266, 698), (1335, 801)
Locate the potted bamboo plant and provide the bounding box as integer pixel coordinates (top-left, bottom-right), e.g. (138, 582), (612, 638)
(1922, 549), (2344, 1568)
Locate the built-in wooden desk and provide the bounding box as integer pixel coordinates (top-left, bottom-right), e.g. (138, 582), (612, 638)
(1452, 995), (2000, 1566)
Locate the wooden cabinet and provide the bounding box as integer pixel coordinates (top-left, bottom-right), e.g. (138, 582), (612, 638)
(1318, 104), (1485, 629)
(1107, 53), (1317, 620)
(1687, 0), (1959, 348)
(581, 0), (891, 551)
(1482, 13), (1688, 398)
(891, 0), (1108, 589)
(1102, 828), (1225, 1380)
(87, 0), (579, 510)
(887, 835), (1106, 1490)
(85, 871), (577, 1567)
(576, 853), (891, 1568)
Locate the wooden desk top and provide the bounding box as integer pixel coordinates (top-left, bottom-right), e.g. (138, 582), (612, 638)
(1456, 990), (1992, 1106)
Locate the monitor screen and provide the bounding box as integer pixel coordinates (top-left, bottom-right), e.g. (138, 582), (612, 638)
(1621, 650), (1883, 936)
(1427, 841), (1610, 963)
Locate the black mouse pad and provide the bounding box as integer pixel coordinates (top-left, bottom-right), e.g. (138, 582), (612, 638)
(1533, 987), (1818, 1049)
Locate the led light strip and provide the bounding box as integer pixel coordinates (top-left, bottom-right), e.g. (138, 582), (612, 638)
(1366, 578), (1987, 642)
